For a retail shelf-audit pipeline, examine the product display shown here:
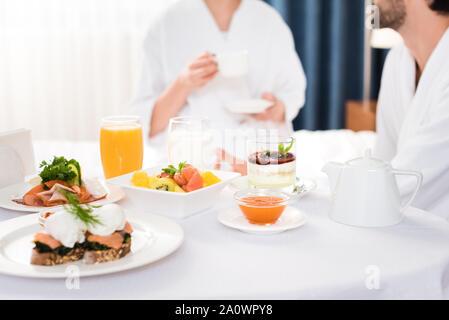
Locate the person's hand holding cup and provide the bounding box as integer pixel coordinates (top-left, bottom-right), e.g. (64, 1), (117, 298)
(178, 52), (218, 93)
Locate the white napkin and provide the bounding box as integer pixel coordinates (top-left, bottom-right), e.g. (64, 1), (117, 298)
(0, 128), (35, 187)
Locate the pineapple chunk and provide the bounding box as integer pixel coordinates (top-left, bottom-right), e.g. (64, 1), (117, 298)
(201, 171), (221, 187)
(148, 175), (158, 188)
(131, 171), (157, 189)
(174, 185), (186, 193)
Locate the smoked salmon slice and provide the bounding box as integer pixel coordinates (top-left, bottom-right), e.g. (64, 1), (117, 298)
(23, 184), (46, 206)
(19, 180), (106, 207)
(23, 194), (44, 207)
(123, 221), (133, 234)
(34, 232), (63, 249)
(78, 186), (91, 202)
(87, 232), (124, 250)
(36, 183), (74, 206)
(44, 180), (71, 189)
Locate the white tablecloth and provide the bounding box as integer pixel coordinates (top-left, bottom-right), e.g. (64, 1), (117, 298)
(2, 130), (449, 300)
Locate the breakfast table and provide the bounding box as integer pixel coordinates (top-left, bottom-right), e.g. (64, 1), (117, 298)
(1, 130), (449, 299)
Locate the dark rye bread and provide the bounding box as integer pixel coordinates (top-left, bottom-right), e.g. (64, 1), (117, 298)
(83, 241), (131, 264)
(30, 246), (84, 266)
(30, 237), (132, 266)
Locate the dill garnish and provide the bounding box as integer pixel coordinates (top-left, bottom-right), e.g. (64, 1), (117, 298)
(59, 188), (102, 227)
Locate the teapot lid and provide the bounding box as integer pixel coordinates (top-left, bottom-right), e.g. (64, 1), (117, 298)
(347, 149), (388, 168)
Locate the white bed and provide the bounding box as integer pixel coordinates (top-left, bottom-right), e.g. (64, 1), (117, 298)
(294, 129), (376, 180)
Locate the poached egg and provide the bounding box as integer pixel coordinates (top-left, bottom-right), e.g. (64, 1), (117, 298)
(44, 203), (126, 247)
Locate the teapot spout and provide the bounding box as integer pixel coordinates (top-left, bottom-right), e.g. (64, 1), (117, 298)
(322, 162), (344, 193)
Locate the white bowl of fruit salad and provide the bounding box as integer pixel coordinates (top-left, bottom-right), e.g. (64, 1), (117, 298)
(107, 162), (240, 219)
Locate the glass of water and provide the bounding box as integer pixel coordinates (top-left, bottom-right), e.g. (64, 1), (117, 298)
(167, 116), (212, 170)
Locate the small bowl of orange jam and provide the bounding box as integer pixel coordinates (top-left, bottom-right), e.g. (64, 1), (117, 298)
(234, 189), (290, 225)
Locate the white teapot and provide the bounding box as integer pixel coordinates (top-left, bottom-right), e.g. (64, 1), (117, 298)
(322, 150), (422, 227)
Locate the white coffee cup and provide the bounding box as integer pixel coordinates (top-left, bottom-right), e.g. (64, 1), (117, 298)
(215, 51), (249, 78)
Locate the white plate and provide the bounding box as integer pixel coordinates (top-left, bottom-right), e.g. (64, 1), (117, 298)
(229, 176), (317, 200)
(225, 99), (274, 114)
(0, 181), (125, 213)
(0, 212), (183, 278)
(218, 206), (307, 235)
(107, 168), (240, 219)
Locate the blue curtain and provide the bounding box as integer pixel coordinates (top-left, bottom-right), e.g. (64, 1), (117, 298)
(264, 0), (387, 130)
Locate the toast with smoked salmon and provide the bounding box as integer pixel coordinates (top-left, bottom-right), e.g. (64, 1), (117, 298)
(82, 222), (133, 264)
(31, 229), (133, 266)
(31, 203), (134, 266)
(31, 233), (85, 266)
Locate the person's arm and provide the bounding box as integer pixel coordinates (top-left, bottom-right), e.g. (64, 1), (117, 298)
(149, 52), (218, 137)
(214, 148), (247, 176)
(149, 77), (191, 137)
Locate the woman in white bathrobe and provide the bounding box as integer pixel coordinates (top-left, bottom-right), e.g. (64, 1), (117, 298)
(128, 0), (306, 145)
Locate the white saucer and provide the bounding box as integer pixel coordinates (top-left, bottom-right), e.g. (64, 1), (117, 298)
(225, 99), (274, 114)
(218, 206), (307, 235)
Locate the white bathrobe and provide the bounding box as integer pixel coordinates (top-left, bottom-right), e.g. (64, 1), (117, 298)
(128, 0), (306, 146)
(374, 28), (449, 217)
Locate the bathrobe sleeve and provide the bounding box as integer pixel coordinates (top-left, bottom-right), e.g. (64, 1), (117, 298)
(391, 86), (449, 211)
(127, 23), (166, 139)
(268, 18), (307, 123)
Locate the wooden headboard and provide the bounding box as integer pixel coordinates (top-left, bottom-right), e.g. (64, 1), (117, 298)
(345, 100), (377, 132)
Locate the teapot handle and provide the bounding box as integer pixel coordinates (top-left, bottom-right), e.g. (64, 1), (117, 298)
(393, 170), (423, 212)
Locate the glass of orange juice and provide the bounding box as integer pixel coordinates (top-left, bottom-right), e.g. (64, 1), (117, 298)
(100, 116), (143, 179)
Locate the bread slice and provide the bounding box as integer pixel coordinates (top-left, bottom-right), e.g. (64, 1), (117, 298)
(30, 246), (84, 266)
(83, 240), (131, 264)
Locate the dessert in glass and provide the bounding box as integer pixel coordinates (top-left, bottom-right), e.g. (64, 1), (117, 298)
(247, 136), (296, 188)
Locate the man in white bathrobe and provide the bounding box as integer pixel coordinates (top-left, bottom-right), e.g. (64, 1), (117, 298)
(373, 0), (449, 217)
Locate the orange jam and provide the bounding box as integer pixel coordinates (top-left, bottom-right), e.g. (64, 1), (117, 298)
(238, 196), (287, 225)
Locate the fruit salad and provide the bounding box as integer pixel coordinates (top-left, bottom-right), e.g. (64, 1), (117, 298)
(131, 163), (221, 193)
